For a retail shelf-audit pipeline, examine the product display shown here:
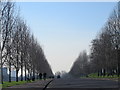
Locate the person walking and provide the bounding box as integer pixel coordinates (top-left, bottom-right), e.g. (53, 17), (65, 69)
(43, 73), (47, 80)
(39, 73), (42, 80)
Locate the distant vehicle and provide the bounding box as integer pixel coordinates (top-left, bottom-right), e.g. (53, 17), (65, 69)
(57, 75), (61, 79)
(52, 76), (54, 78)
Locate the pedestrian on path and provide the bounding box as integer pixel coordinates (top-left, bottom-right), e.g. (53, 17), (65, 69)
(43, 73), (47, 80)
(39, 73), (42, 79)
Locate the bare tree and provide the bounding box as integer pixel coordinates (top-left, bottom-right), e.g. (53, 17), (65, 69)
(89, 2), (120, 77)
(0, 1), (15, 83)
(0, 1), (53, 83)
(69, 50), (89, 77)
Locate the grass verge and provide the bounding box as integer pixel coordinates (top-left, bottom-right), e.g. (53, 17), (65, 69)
(1, 79), (49, 88)
(2, 80), (34, 88)
(88, 73), (120, 78)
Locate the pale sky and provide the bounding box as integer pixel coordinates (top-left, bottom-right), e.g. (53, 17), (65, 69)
(16, 2), (116, 74)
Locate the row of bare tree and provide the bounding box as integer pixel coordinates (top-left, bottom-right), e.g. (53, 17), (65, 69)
(69, 2), (120, 77)
(0, 1), (53, 84)
(69, 51), (89, 77)
(90, 2), (120, 76)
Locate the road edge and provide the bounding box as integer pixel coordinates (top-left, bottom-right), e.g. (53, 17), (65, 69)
(43, 79), (53, 90)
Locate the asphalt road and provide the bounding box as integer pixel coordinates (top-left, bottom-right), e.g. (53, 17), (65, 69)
(48, 78), (119, 88)
(4, 78), (119, 90)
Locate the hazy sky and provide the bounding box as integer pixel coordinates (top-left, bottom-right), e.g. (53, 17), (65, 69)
(16, 2), (116, 74)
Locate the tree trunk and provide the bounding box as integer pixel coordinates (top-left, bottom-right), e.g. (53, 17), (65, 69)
(21, 56), (23, 81)
(24, 64), (27, 81)
(29, 69), (32, 79)
(1, 64), (3, 84)
(98, 70), (99, 77)
(37, 73), (39, 79)
(9, 62), (11, 82)
(33, 67), (35, 81)
(21, 66), (23, 81)
(103, 69), (106, 77)
(118, 50), (120, 77)
(16, 45), (19, 82)
(28, 69), (29, 78)
(0, 48), (3, 84)
(16, 69), (19, 82)
(100, 69), (102, 76)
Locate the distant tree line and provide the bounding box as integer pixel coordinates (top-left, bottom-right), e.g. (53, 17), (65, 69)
(0, 1), (53, 84)
(69, 2), (120, 77)
(69, 51), (89, 77)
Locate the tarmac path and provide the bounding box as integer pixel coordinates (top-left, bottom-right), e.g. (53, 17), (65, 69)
(5, 78), (119, 90)
(48, 78), (119, 88)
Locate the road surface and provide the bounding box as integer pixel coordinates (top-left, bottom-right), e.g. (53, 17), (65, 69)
(48, 78), (119, 88)
(4, 78), (119, 90)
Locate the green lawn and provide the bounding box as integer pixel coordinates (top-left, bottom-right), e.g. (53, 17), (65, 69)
(1, 80), (34, 88)
(0, 79), (48, 88)
(0, 84), (2, 88)
(88, 73), (120, 78)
